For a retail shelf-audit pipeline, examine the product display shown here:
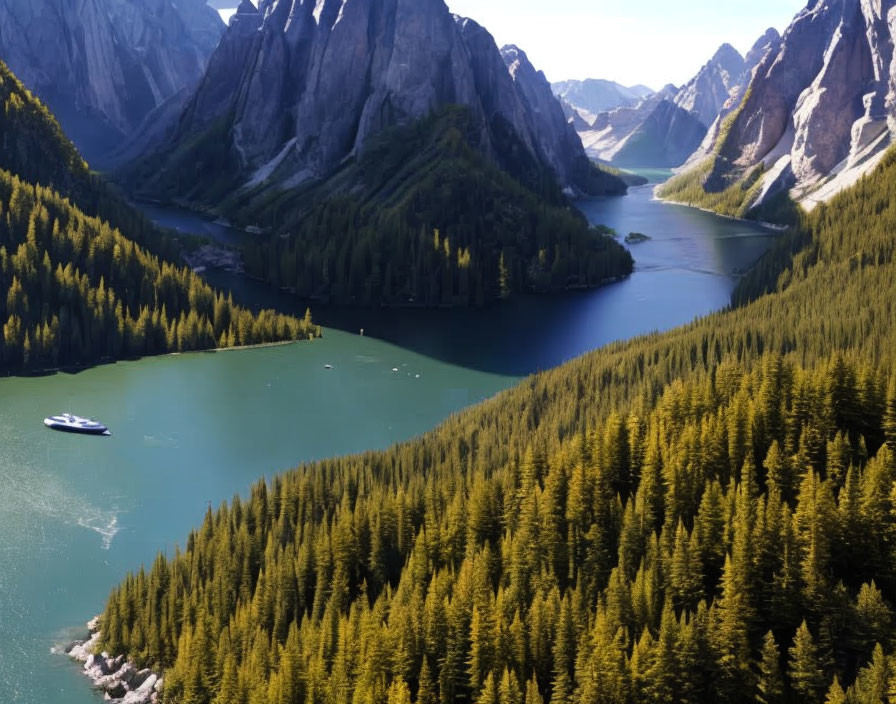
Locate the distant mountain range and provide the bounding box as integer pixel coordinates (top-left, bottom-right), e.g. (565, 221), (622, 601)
(662, 0), (896, 214)
(571, 31), (782, 168)
(551, 79), (653, 121)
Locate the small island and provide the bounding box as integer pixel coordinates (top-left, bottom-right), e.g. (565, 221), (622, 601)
(625, 231), (652, 244)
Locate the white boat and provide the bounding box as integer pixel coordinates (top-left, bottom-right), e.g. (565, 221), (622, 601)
(43, 413), (110, 436)
(324, 364), (333, 370)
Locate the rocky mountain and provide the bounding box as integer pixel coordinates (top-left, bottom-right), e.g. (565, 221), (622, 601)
(661, 0), (896, 214)
(578, 32), (780, 168)
(123, 0), (631, 307)
(0, 0), (224, 164)
(610, 99), (709, 168)
(561, 100), (592, 132)
(132, 0), (612, 203)
(579, 85), (684, 165)
(673, 43), (747, 128)
(551, 79), (653, 121)
(681, 28), (783, 170)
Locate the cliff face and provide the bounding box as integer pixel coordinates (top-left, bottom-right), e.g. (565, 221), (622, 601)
(0, 0), (224, 163)
(683, 0), (896, 210)
(132, 0), (609, 202)
(611, 99), (709, 168)
(673, 43), (747, 128)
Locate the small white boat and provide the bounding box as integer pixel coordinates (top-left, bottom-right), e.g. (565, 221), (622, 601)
(44, 413), (110, 436)
(324, 364), (333, 370)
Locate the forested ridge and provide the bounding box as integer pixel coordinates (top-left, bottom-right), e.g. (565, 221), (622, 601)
(129, 107), (634, 307)
(0, 59), (187, 261)
(0, 61), (318, 371)
(99, 134), (896, 704)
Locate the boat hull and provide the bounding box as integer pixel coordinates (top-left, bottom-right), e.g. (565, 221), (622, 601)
(43, 419), (110, 436)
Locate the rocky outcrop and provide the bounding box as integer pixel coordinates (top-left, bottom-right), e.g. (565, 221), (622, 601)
(551, 78), (653, 122)
(128, 0), (611, 204)
(673, 0), (896, 211)
(67, 618), (163, 704)
(0, 0), (224, 163)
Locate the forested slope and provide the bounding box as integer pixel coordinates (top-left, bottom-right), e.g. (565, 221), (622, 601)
(0, 59), (182, 259)
(0, 60), (317, 371)
(98, 155), (896, 703)
(135, 107), (633, 307)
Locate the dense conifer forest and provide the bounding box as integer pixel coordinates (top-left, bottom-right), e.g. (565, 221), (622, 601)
(99, 129), (896, 704)
(0, 61), (318, 372)
(130, 107), (634, 307)
(0, 60), (187, 261)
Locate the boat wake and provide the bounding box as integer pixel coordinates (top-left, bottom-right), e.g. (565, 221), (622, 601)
(0, 459), (123, 551)
(77, 512), (120, 551)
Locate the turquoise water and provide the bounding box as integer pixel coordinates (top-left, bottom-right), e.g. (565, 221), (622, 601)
(0, 180), (776, 703)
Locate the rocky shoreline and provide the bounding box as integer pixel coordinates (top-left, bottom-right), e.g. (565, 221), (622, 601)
(66, 617), (163, 704)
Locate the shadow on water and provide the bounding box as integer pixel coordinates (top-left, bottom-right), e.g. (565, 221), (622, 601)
(149, 172), (779, 378)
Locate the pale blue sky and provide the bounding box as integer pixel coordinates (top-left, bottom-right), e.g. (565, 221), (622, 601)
(446, 0), (807, 88)
(216, 0), (808, 89)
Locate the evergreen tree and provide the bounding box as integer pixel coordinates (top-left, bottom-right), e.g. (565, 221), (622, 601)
(789, 622), (826, 704)
(756, 631), (784, 704)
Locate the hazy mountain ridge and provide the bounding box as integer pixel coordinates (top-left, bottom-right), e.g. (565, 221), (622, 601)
(575, 29), (781, 168)
(551, 78), (654, 121)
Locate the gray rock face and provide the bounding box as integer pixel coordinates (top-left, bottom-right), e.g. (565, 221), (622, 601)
(673, 43), (746, 127)
(0, 0), (224, 163)
(692, 0), (896, 209)
(612, 99), (709, 168)
(682, 28), (783, 169)
(500, 44), (601, 193)
(145, 0), (603, 198)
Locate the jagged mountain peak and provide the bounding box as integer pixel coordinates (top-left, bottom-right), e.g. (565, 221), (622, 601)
(501, 45), (546, 83)
(711, 42), (746, 72)
(129, 0), (611, 202)
(744, 27), (782, 71)
(235, 0), (259, 15)
(659, 84), (679, 97)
